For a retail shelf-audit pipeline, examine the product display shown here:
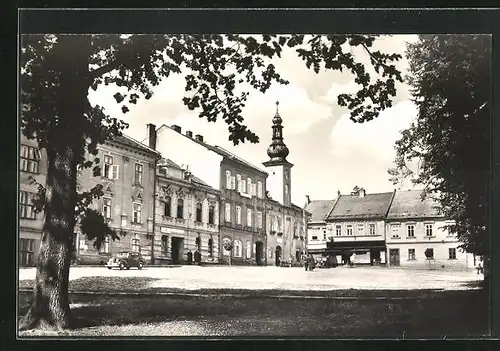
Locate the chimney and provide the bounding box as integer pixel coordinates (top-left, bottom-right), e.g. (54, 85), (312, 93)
(195, 134), (204, 142)
(359, 188), (366, 198)
(337, 190), (341, 197)
(186, 131), (193, 138)
(305, 195), (311, 205)
(171, 124), (181, 133)
(147, 123), (157, 150)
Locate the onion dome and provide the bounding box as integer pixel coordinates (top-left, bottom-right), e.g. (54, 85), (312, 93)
(266, 101), (290, 162)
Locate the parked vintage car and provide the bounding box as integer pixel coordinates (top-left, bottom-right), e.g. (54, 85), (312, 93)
(106, 251), (145, 270)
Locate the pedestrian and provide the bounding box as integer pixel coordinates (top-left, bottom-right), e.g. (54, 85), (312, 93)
(308, 254), (315, 271)
(303, 254), (309, 271)
(194, 249), (201, 266)
(187, 250), (193, 265)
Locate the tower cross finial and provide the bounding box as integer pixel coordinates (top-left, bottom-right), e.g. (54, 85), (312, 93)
(275, 100), (280, 115)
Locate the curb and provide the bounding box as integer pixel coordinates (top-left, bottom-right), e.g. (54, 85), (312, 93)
(18, 288), (456, 301)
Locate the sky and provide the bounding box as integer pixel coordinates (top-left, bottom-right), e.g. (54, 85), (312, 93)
(89, 35), (420, 207)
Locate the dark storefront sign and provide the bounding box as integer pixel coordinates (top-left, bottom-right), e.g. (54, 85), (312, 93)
(326, 240), (386, 254)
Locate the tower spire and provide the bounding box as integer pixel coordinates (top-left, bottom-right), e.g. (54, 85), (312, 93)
(266, 100), (289, 162)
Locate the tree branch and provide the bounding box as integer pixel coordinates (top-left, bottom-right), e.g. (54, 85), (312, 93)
(88, 60), (121, 81)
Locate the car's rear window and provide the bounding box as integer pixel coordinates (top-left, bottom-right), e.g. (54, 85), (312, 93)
(117, 252), (128, 258)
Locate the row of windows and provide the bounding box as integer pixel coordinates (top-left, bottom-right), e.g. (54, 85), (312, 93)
(391, 223), (434, 238)
(224, 203), (263, 228)
(225, 170), (264, 199)
(19, 191), (37, 219)
(20, 238), (35, 266)
(103, 155), (144, 185)
(102, 198), (143, 224)
(222, 239), (252, 258)
(20, 145), (41, 174)
(336, 223), (377, 236)
(406, 248), (456, 260)
(162, 196), (216, 224)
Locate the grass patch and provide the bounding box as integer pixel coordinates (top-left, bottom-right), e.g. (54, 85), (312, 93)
(18, 289), (489, 338)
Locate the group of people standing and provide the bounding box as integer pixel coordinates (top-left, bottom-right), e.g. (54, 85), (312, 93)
(303, 253), (316, 271)
(186, 249), (202, 265)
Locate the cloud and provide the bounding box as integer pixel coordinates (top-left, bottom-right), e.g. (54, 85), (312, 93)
(87, 34), (420, 205)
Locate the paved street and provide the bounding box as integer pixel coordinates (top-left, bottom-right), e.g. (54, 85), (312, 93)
(19, 265), (481, 291)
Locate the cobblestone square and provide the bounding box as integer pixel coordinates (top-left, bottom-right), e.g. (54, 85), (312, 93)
(19, 265), (482, 292)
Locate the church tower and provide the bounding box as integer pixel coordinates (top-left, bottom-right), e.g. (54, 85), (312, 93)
(262, 102), (293, 207)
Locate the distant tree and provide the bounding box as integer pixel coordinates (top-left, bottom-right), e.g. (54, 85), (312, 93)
(21, 34), (403, 330)
(388, 35), (491, 258)
(350, 185), (365, 195)
(222, 239), (234, 266)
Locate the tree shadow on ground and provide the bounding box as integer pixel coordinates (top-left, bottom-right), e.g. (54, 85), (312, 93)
(19, 288), (489, 337)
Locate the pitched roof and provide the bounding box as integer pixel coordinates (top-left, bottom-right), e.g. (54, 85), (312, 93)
(211, 145), (268, 175)
(305, 200), (336, 223)
(387, 190), (442, 220)
(113, 134), (160, 157)
(327, 192), (394, 221)
(158, 158), (214, 190)
(157, 125), (268, 176)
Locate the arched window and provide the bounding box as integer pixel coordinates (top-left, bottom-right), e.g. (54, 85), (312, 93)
(234, 240), (243, 258)
(208, 236), (213, 257)
(277, 216), (282, 232)
(270, 214), (275, 231)
(195, 235), (201, 251)
(161, 235), (168, 255)
(246, 241), (251, 259)
(177, 198), (184, 219)
(247, 208), (252, 227)
(208, 205), (215, 224)
(131, 234), (140, 252)
(164, 196), (171, 217)
(236, 206), (242, 225)
(196, 202), (203, 222)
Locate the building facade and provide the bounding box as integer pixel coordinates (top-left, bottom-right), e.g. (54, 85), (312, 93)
(304, 198), (337, 258)
(148, 123), (268, 265)
(153, 158), (220, 265)
(219, 154), (268, 265)
(75, 135), (160, 265)
(324, 189), (394, 265)
(385, 190), (474, 270)
(262, 102), (307, 266)
(19, 134), (46, 266)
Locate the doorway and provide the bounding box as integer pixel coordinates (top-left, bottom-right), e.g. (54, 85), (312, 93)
(171, 237), (184, 264)
(255, 241), (264, 265)
(389, 248), (400, 266)
(370, 249), (381, 265)
(275, 245), (282, 266)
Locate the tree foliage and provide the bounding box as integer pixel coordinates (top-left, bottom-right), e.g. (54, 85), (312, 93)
(20, 34), (403, 330)
(350, 185), (365, 195)
(389, 35), (491, 254)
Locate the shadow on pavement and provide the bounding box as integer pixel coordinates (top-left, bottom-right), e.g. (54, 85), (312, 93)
(18, 287), (489, 338)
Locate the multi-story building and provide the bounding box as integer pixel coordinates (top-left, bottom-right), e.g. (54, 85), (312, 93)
(324, 189), (395, 265)
(262, 102), (307, 266)
(148, 123), (268, 265)
(304, 197), (337, 258)
(153, 157), (220, 264)
(19, 134), (46, 266)
(75, 134), (161, 265)
(385, 190), (474, 270)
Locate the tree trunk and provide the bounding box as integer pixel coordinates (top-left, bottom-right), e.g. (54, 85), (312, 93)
(20, 35), (90, 330)
(20, 147), (77, 330)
